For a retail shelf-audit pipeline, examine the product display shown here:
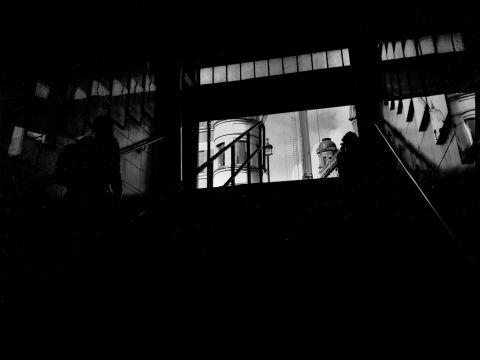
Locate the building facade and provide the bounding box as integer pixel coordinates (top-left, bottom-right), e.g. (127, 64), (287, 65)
(197, 117), (262, 188)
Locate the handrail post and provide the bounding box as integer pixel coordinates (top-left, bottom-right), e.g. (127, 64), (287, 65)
(207, 121), (213, 188)
(247, 132), (251, 184)
(231, 143), (235, 186)
(258, 125), (263, 184)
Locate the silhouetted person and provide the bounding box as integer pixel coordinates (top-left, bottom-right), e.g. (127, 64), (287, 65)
(337, 131), (361, 183)
(56, 115), (122, 206)
(55, 115), (122, 283)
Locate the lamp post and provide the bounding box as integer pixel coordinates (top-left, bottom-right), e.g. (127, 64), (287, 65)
(264, 138), (273, 183)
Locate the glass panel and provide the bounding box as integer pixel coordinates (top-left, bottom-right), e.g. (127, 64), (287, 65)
(403, 39), (417, 58)
(297, 54), (313, 72)
(419, 36), (435, 55)
(312, 52), (327, 69)
(214, 66), (227, 83)
(283, 56), (297, 74)
(129, 78), (142, 94)
(342, 49), (350, 66)
(269, 58), (283, 76)
(241, 62), (254, 80)
(394, 41), (404, 59)
(149, 75), (156, 92)
(227, 64), (241, 82)
(217, 143), (225, 167)
(8, 126), (25, 156)
(436, 34), (454, 53)
(199, 131), (208, 143)
(200, 68), (213, 85)
(91, 80), (99, 96)
(112, 79), (125, 96)
(198, 151), (206, 173)
(35, 82), (50, 99)
(74, 87), (87, 100)
(386, 42), (394, 60)
(236, 142), (247, 164)
(381, 43), (387, 61)
(452, 33), (465, 52)
(327, 49), (342, 67)
(255, 60), (268, 78)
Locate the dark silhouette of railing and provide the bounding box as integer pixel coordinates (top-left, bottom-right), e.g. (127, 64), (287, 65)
(120, 136), (165, 155)
(196, 119), (266, 189)
(373, 121), (457, 243)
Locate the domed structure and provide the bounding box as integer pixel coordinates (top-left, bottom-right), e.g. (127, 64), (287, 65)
(317, 138), (339, 178)
(317, 138), (337, 153)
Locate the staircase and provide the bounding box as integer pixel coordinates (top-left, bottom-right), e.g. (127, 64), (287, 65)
(3, 143), (478, 353)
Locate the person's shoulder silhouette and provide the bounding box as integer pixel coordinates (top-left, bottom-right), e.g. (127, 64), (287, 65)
(338, 131), (361, 181)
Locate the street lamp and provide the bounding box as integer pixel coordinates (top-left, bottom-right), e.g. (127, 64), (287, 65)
(264, 138), (273, 183)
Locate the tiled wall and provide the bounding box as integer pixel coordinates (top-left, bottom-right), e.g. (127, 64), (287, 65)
(1, 69), (155, 199)
(380, 93), (475, 181)
(114, 119), (152, 196)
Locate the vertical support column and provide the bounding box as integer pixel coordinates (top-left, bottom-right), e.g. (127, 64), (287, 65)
(349, 31), (388, 181)
(247, 132), (251, 184)
(151, 54), (184, 195)
(207, 120), (213, 188)
(231, 143), (236, 186)
(46, 76), (69, 149)
(258, 125), (263, 184)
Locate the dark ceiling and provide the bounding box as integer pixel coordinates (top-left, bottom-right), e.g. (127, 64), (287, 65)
(1, 1), (477, 72)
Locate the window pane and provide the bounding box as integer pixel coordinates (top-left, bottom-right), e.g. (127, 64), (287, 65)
(386, 42), (394, 60)
(404, 39), (417, 57)
(436, 34), (454, 53)
(452, 33), (465, 52)
(149, 75), (156, 91)
(241, 62), (254, 80)
(199, 150), (206, 163)
(112, 79), (125, 96)
(283, 56), (297, 74)
(419, 36), (435, 55)
(199, 131), (208, 143)
(381, 43), (387, 61)
(327, 50), (342, 67)
(312, 52), (327, 69)
(269, 58), (283, 76)
(394, 41), (404, 59)
(342, 49), (350, 66)
(130, 78), (141, 94)
(35, 82), (50, 99)
(217, 143), (225, 167)
(298, 54), (313, 72)
(227, 64), (240, 81)
(200, 68), (213, 84)
(255, 60), (268, 78)
(236, 142), (247, 164)
(214, 66), (227, 83)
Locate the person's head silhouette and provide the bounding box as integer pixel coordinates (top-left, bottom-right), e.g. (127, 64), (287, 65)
(341, 131), (359, 151)
(92, 115), (114, 139)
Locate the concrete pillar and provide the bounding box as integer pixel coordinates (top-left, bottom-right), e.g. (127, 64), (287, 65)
(349, 31), (395, 182)
(151, 55), (183, 194)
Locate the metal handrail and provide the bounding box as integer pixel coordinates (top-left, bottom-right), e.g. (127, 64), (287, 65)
(373, 121), (457, 242)
(319, 152), (339, 179)
(196, 120), (264, 175)
(221, 144), (264, 190)
(120, 136), (165, 155)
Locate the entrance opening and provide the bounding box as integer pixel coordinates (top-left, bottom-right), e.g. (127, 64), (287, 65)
(197, 105), (358, 188)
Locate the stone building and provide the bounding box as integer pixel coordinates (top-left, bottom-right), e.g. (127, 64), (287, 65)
(317, 138), (339, 178)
